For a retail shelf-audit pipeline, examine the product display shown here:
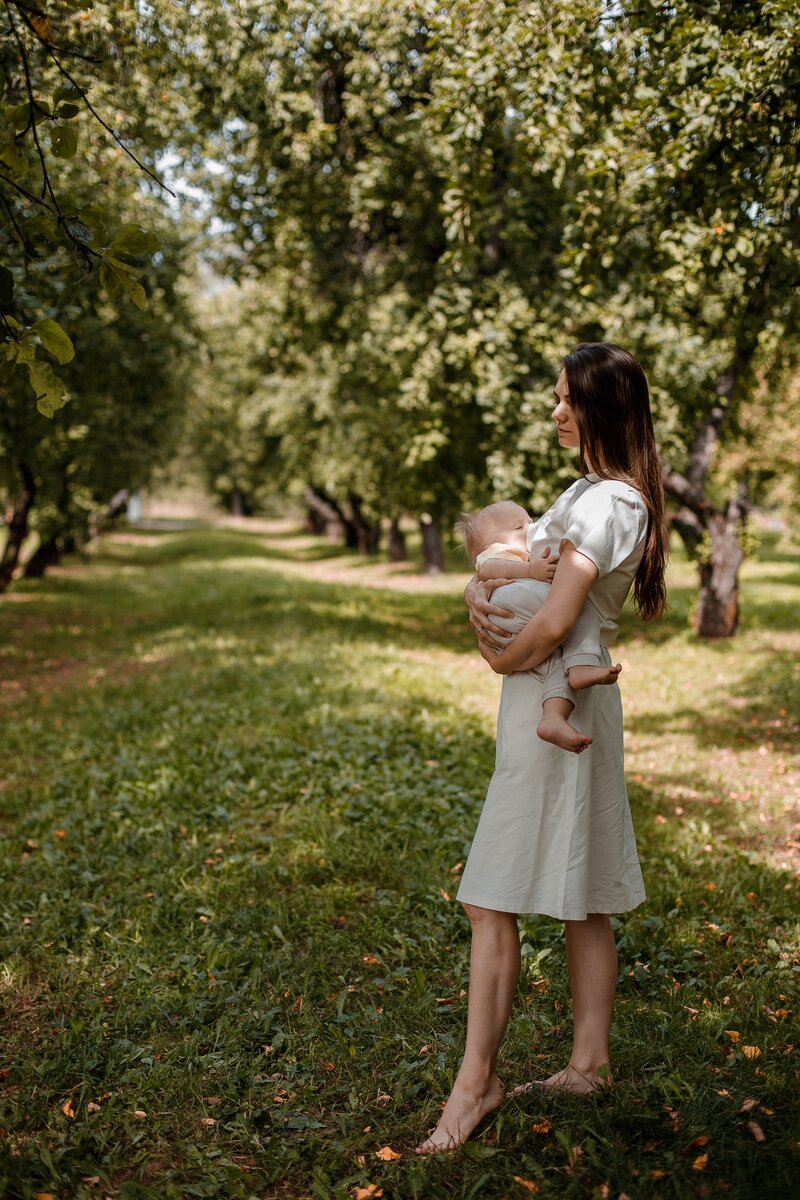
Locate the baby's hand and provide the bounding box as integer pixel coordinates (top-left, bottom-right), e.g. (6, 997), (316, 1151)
(528, 546), (558, 582)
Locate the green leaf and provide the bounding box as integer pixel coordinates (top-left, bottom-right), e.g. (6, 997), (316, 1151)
(55, 103), (81, 119)
(0, 342), (18, 383)
(51, 125), (79, 159)
(26, 358), (68, 417)
(0, 264), (13, 307)
(110, 223), (159, 257)
(53, 83), (83, 105)
(32, 318), (75, 364)
(100, 259), (147, 310)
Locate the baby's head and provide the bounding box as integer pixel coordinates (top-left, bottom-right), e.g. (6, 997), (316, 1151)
(454, 500), (531, 564)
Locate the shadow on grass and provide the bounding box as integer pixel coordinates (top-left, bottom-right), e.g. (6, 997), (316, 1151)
(628, 649), (800, 754)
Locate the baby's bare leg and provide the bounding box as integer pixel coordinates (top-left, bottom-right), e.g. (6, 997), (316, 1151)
(568, 663), (622, 691)
(537, 697), (592, 754)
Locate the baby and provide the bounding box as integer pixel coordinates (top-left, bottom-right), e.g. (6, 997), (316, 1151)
(456, 500), (621, 754)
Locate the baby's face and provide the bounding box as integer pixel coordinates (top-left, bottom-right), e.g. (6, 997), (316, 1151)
(482, 502), (532, 554)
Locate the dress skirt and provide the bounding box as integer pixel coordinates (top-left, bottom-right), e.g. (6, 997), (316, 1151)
(455, 648), (646, 921)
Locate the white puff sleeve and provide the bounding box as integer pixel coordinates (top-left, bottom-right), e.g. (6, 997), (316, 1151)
(560, 483), (648, 578)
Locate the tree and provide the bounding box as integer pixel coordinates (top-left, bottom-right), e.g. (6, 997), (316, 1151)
(576, 0), (800, 635)
(0, 1), (197, 588)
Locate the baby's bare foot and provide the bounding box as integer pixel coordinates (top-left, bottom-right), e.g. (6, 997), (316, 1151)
(568, 663), (622, 690)
(414, 1075), (504, 1155)
(537, 714), (592, 754)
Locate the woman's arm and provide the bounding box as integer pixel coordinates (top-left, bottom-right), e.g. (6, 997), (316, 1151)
(485, 542), (599, 674)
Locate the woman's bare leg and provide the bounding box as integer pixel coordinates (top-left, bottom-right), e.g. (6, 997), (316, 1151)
(539, 912), (617, 1093)
(414, 904), (519, 1154)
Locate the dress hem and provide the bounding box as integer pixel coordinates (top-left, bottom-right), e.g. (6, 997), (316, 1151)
(454, 886), (647, 922)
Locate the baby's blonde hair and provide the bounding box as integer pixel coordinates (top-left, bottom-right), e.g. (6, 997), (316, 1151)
(453, 511), (484, 563)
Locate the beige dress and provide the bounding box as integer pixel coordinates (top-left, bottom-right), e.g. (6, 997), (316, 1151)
(455, 473), (648, 920)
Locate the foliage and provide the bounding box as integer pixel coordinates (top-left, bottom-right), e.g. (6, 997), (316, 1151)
(0, 1), (182, 416)
(0, 525), (798, 1196)
(173, 0), (799, 556)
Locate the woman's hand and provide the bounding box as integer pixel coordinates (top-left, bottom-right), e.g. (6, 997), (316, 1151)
(464, 574), (516, 649)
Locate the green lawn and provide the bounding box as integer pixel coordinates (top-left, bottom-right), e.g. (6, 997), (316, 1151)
(1, 523), (798, 1200)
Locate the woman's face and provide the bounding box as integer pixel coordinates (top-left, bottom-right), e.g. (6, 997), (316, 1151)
(552, 370), (580, 449)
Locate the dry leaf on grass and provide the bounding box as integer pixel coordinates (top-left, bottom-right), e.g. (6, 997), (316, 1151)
(353, 1187), (383, 1200)
(375, 1145), (401, 1161)
(747, 1121), (766, 1143)
(741, 1045), (762, 1059)
(513, 1177), (540, 1192)
(61, 1099), (75, 1118)
(738, 1098), (758, 1113)
(532, 1118), (552, 1134)
(692, 1153), (709, 1171)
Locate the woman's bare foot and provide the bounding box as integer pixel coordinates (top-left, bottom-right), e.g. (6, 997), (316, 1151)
(537, 714), (592, 754)
(414, 1073), (504, 1155)
(508, 1063), (614, 1098)
(568, 663), (622, 690)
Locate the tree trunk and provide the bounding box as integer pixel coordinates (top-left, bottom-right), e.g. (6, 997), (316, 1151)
(387, 517), (408, 562)
(303, 484), (346, 543)
(0, 462), (35, 592)
(663, 262), (773, 637)
(694, 492), (747, 638)
(24, 536), (62, 578)
(348, 494), (380, 555)
(230, 486), (244, 517)
(419, 514), (445, 574)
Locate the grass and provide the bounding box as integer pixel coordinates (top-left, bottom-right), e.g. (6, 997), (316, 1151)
(0, 522), (798, 1200)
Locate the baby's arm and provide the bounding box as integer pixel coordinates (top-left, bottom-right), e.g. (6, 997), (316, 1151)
(478, 547), (557, 583)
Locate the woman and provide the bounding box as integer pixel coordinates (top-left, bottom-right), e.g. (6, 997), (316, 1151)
(415, 342), (668, 1156)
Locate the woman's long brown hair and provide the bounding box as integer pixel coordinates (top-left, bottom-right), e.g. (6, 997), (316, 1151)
(563, 342), (668, 622)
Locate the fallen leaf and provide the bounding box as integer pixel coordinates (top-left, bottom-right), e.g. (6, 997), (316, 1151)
(450, 862), (463, 874)
(375, 1092), (392, 1106)
(741, 1045), (762, 1059)
(513, 1177), (539, 1192)
(419, 1044), (432, 1055)
(133, 1110), (147, 1119)
(738, 1098), (758, 1113)
(363, 954), (381, 965)
(532, 1118), (552, 1134)
(650, 1169), (666, 1178)
(724, 1030), (741, 1043)
(692, 1153), (709, 1171)
(34, 1194), (56, 1200)
(201, 1117), (216, 1126)
(87, 1101), (102, 1113)
(439, 888), (450, 901)
(353, 1188), (383, 1200)
(375, 1145), (401, 1161)
(61, 1099), (76, 1119)
(322, 1061), (335, 1071)
(747, 1121), (766, 1143)
(687, 1134), (711, 1150)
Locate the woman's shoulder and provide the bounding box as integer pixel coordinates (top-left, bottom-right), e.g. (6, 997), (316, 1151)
(588, 477), (646, 509)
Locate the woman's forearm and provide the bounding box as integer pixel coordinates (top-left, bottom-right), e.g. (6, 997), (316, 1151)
(487, 545), (598, 675)
(487, 611), (563, 673)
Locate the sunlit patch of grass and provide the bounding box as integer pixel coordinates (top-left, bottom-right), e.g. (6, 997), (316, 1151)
(0, 525), (797, 1198)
